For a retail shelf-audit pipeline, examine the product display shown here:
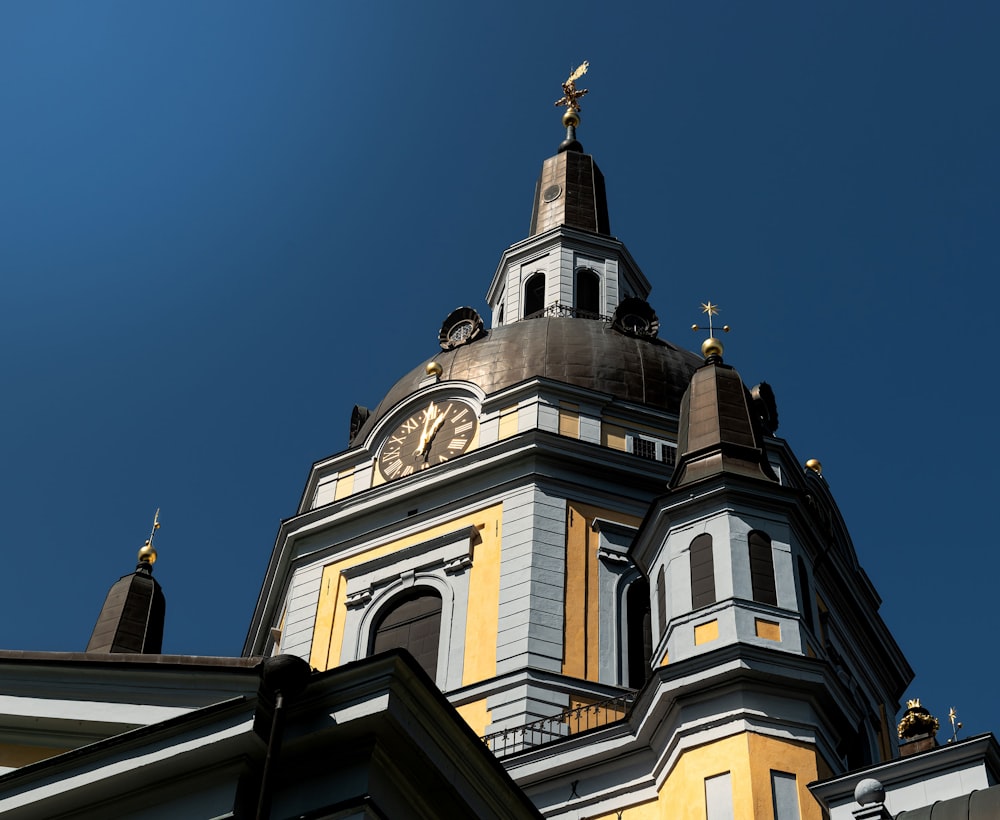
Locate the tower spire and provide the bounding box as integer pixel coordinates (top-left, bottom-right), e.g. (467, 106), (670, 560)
(528, 62), (609, 237)
(86, 510), (167, 654)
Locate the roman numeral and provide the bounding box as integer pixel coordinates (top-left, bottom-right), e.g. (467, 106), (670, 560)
(451, 408), (469, 422)
(401, 418), (419, 433)
(448, 438), (467, 450)
(385, 459), (403, 477)
(454, 421), (473, 434)
(382, 446), (401, 460)
(401, 465), (414, 476)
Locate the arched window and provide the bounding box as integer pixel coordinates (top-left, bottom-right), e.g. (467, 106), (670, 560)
(576, 268), (600, 316)
(797, 556), (814, 630)
(371, 589), (442, 679)
(749, 531), (777, 606)
(524, 272), (545, 318)
(690, 534), (715, 609)
(625, 577), (651, 688)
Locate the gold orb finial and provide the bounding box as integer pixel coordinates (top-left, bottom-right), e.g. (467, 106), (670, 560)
(562, 109), (580, 128)
(426, 361), (443, 378)
(138, 542), (157, 565)
(805, 458), (823, 475)
(701, 337), (724, 358)
(692, 301), (731, 360)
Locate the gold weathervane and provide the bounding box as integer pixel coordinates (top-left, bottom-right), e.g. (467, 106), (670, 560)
(555, 61), (589, 114)
(691, 301), (731, 359)
(138, 508), (161, 565)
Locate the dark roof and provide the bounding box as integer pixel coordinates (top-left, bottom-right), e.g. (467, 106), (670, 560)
(353, 318), (702, 444)
(896, 784), (1000, 819)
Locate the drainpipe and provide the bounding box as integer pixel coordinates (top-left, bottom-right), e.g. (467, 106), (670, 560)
(254, 655), (312, 820)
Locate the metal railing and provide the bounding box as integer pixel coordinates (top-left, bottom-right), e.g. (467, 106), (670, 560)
(481, 690), (637, 758)
(523, 303), (612, 322)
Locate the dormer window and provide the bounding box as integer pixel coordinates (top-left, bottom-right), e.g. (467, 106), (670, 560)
(576, 268), (601, 317)
(524, 272), (545, 318)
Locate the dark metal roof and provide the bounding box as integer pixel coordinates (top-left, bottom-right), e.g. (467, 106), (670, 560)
(896, 784), (1000, 820)
(353, 318), (702, 444)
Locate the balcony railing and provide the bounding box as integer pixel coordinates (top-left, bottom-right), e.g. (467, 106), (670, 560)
(524, 303), (612, 322)
(481, 690), (637, 758)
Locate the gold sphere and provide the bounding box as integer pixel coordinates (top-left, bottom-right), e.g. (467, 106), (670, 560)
(701, 337), (724, 359)
(805, 458), (823, 476)
(138, 543), (157, 565)
(562, 109), (580, 128)
(425, 361), (443, 378)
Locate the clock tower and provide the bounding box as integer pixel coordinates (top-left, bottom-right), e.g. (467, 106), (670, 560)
(244, 70), (912, 819)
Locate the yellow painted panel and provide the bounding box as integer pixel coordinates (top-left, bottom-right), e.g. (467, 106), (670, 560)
(559, 404), (580, 438)
(694, 619), (719, 645)
(563, 502), (642, 681)
(602, 423), (626, 451)
(0, 744), (68, 768)
(660, 651), (669, 666)
(745, 734), (824, 820)
(463, 513), (501, 685)
(310, 505), (503, 675)
(656, 732), (824, 820)
(755, 618), (781, 641)
(333, 468), (355, 500)
(497, 404), (519, 440)
(604, 416), (675, 440)
(455, 699), (492, 738)
(585, 799), (659, 820)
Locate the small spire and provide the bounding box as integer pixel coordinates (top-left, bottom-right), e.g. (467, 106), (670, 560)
(86, 510), (167, 654)
(554, 61), (588, 153)
(691, 301), (731, 361)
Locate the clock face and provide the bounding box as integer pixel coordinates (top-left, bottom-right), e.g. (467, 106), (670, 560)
(377, 399), (478, 481)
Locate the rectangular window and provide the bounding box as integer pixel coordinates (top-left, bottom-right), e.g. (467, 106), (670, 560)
(771, 771), (799, 820)
(705, 772), (733, 820)
(627, 433), (677, 465)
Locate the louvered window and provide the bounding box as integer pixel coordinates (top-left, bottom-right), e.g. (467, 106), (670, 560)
(690, 534), (716, 609)
(371, 590), (442, 679)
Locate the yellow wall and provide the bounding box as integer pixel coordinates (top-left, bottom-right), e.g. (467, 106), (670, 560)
(656, 732), (824, 820)
(601, 422), (626, 451)
(455, 699), (492, 738)
(563, 501), (642, 681)
(586, 799), (660, 820)
(0, 744), (68, 768)
(310, 504), (503, 685)
(694, 619), (719, 645)
(754, 618), (781, 641)
(559, 402), (580, 438)
(498, 404), (519, 440)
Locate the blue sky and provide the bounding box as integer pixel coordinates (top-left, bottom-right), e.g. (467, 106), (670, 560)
(1, 3), (997, 743)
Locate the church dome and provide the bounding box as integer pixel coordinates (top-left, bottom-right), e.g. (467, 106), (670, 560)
(353, 317), (702, 444)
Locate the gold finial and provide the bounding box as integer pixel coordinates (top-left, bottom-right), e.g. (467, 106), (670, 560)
(425, 361), (443, 378)
(897, 698), (940, 740)
(948, 707), (963, 743)
(555, 61), (589, 122)
(691, 301), (731, 359)
(138, 508), (160, 565)
(805, 458), (823, 475)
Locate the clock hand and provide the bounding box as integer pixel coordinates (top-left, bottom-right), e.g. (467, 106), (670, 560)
(421, 411), (448, 460)
(414, 404), (439, 456)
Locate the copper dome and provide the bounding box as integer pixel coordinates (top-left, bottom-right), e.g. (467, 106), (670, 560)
(353, 318), (701, 444)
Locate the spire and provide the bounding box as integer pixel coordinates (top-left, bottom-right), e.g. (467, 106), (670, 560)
(670, 306), (778, 488)
(86, 510), (166, 654)
(528, 61), (610, 237)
